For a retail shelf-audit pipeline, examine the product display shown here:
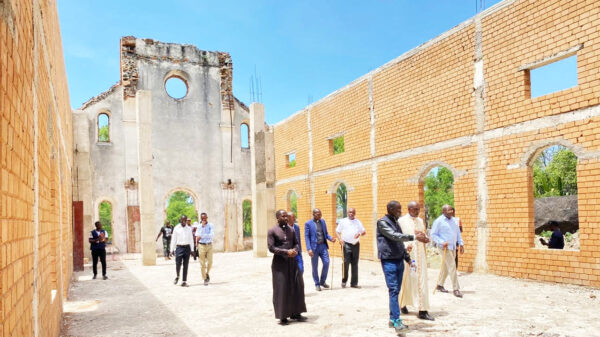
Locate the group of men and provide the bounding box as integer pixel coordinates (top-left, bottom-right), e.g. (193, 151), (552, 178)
(156, 213), (215, 287)
(267, 201), (465, 333)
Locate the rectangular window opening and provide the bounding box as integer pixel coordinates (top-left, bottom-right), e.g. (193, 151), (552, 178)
(287, 153), (296, 168)
(528, 55), (578, 98)
(330, 136), (345, 155)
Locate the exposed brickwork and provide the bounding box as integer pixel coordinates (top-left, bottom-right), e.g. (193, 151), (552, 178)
(0, 1), (73, 337)
(273, 0), (600, 287)
(120, 36), (139, 99)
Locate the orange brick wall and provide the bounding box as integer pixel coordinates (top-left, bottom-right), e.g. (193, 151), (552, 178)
(273, 0), (600, 287)
(1, 1), (74, 337)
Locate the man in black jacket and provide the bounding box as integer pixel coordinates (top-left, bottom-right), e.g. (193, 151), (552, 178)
(377, 200), (429, 332)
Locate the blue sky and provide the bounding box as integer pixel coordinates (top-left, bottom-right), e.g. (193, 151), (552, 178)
(58, 0), (504, 124)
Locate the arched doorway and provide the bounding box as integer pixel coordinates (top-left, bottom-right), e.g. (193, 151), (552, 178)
(531, 145), (578, 250)
(165, 190), (198, 225)
(335, 183), (347, 224)
(98, 200), (113, 243)
(286, 190), (298, 217)
(242, 199), (253, 250)
(422, 166), (454, 228)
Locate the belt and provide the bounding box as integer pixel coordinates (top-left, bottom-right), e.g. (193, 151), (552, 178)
(176, 244), (190, 247)
(198, 242), (212, 245)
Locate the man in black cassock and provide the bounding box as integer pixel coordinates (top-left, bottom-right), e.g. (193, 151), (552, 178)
(268, 209), (307, 325)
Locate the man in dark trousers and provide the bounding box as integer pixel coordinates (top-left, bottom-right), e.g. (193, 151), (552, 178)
(170, 215), (194, 287)
(268, 210), (307, 325)
(287, 211), (304, 274)
(89, 221), (109, 280)
(305, 208), (337, 291)
(155, 220), (173, 260)
(377, 201), (429, 332)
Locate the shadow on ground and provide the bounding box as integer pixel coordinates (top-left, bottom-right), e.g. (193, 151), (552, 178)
(61, 261), (196, 337)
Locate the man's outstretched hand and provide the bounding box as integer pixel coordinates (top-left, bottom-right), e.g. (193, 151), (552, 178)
(414, 231), (429, 243)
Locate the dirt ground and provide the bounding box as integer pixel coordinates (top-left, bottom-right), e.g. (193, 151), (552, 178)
(61, 251), (599, 337)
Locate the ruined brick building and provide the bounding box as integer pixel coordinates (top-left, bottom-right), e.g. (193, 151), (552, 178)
(73, 37), (252, 263)
(264, 0), (600, 287)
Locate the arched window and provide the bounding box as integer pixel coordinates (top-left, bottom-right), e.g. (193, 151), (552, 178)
(531, 145), (578, 250)
(241, 123), (250, 149)
(98, 113), (110, 142)
(423, 166), (454, 227)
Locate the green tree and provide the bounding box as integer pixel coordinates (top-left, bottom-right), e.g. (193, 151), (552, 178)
(242, 200), (252, 237)
(333, 136), (345, 154)
(424, 167), (454, 226)
(98, 125), (109, 142)
(99, 201), (112, 240)
(336, 183), (347, 220)
(166, 191), (198, 225)
(533, 147), (578, 197)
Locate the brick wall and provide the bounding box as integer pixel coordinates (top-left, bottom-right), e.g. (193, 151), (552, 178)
(1, 0), (73, 336)
(272, 0), (600, 287)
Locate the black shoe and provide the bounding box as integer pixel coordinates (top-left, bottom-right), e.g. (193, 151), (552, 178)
(418, 311), (435, 321)
(102, 275), (108, 280)
(401, 306), (409, 314)
(181, 282), (189, 287)
(204, 279), (209, 286)
(320, 283), (330, 289)
(350, 285), (361, 289)
(92, 274), (97, 280)
(453, 290), (463, 298)
(174, 277), (179, 285)
(341, 282), (346, 288)
(290, 314), (307, 322)
(435, 285), (449, 293)
(279, 318), (289, 325)
(315, 285), (321, 291)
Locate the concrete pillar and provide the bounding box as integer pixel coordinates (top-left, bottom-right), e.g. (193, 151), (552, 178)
(72, 111), (94, 261)
(250, 103), (275, 257)
(135, 90), (157, 265)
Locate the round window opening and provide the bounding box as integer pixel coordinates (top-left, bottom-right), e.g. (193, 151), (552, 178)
(165, 77), (188, 99)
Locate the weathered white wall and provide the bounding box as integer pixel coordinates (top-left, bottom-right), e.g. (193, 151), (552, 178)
(74, 38), (253, 257)
(74, 87), (129, 255)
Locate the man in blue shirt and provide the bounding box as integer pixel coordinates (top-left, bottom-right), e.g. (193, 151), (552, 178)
(305, 208), (337, 291)
(195, 212), (215, 286)
(430, 204), (464, 298)
(287, 211), (304, 274)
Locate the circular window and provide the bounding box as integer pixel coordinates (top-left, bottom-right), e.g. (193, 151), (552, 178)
(165, 77), (188, 99)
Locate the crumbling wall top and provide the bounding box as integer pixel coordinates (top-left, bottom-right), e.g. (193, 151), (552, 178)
(120, 36), (233, 99)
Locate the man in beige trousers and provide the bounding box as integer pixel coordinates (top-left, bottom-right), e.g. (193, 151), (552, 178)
(195, 212), (215, 286)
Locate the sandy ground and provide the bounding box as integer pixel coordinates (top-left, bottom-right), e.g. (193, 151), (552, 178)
(60, 251), (599, 337)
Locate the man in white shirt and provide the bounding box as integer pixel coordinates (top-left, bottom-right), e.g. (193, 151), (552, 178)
(335, 208), (366, 288)
(170, 215), (195, 287)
